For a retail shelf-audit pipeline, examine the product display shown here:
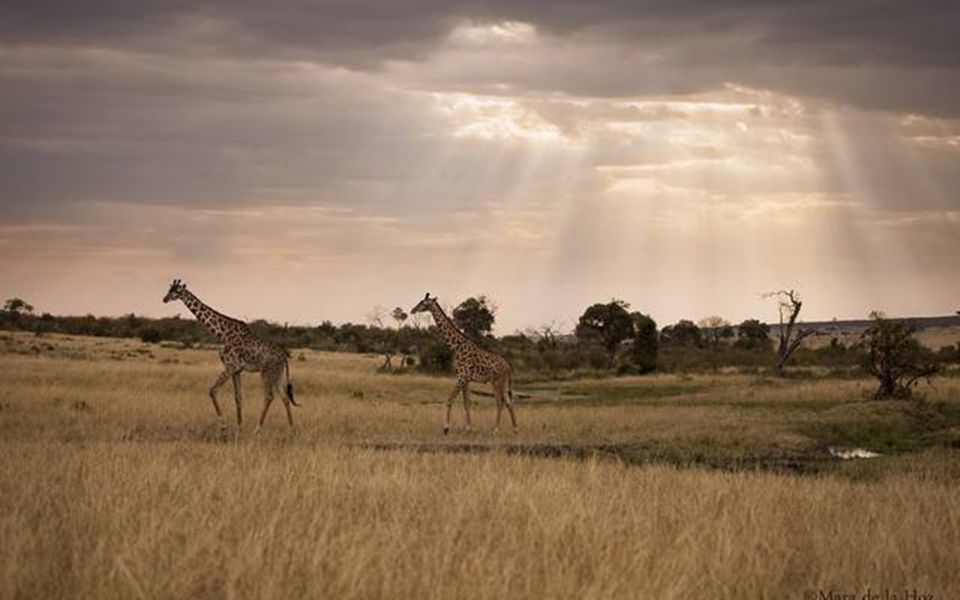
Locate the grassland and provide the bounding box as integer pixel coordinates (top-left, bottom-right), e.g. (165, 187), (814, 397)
(803, 324), (960, 351)
(1, 332), (958, 599)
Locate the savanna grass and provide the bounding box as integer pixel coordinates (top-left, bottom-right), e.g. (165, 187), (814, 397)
(1, 333), (958, 599)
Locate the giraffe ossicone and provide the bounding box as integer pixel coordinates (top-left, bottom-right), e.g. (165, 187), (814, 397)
(411, 293), (517, 435)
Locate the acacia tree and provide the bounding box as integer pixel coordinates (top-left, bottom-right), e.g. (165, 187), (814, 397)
(735, 319), (771, 350)
(629, 312), (658, 373)
(1, 297), (34, 329)
(764, 290), (816, 375)
(863, 312), (937, 399)
(453, 296), (496, 340)
(576, 299), (635, 357)
(3, 298), (33, 314)
(660, 319), (703, 347)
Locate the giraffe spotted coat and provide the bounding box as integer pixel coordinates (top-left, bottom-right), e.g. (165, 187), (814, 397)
(162, 279), (297, 429)
(411, 293), (517, 435)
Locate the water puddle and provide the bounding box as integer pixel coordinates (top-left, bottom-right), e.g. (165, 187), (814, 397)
(363, 442), (839, 475)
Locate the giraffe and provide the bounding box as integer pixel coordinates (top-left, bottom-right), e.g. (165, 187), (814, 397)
(162, 279), (298, 430)
(411, 293), (517, 435)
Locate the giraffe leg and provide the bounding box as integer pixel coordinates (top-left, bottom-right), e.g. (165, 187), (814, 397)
(462, 383), (472, 432)
(255, 371), (276, 432)
(208, 370), (232, 430)
(443, 379), (465, 436)
(275, 375), (294, 428)
(282, 393), (294, 427)
(504, 379), (518, 434)
(494, 381), (504, 434)
(231, 372), (243, 427)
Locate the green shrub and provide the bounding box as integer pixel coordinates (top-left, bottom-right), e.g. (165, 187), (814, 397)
(419, 343), (454, 374)
(140, 328), (162, 344)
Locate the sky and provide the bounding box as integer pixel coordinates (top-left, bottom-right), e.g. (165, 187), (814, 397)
(1, 1), (959, 333)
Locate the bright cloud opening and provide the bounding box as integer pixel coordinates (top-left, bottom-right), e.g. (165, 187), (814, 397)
(447, 21), (538, 46)
(431, 92), (569, 145)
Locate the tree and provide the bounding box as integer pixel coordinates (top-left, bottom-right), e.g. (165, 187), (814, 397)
(764, 289), (816, 375)
(140, 327), (162, 344)
(388, 307), (410, 372)
(1, 297), (34, 328)
(735, 319), (771, 350)
(3, 298), (33, 315)
(575, 299), (635, 357)
(528, 322), (561, 351)
(407, 311), (427, 329)
(629, 312), (658, 373)
(862, 312), (937, 399)
(391, 307), (408, 327)
(419, 342), (454, 373)
(366, 304), (395, 371)
(453, 296), (496, 340)
(698, 316), (734, 347)
(366, 304), (386, 328)
(660, 320), (703, 347)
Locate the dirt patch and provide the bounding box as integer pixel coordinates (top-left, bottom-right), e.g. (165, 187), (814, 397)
(363, 442), (837, 475)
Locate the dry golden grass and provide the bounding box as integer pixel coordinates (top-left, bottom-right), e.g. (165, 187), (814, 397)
(1, 332), (958, 599)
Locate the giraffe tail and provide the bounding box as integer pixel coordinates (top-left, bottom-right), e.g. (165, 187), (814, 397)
(285, 360), (299, 407)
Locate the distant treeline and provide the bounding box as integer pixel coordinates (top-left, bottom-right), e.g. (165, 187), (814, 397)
(0, 308), (436, 360)
(1, 296), (957, 377)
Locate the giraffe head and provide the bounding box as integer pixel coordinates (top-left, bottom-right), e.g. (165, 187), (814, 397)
(163, 279), (187, 303)
(411, 292), (438, 314)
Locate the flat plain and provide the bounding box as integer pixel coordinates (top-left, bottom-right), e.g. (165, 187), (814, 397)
(1, 332), (958, 599)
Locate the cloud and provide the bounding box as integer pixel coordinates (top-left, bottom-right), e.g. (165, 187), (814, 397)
(1, 2), (959, 327)
(817, 109), (960, 211)
(0, 49), (447, 215)
(3, 1), (958, 115)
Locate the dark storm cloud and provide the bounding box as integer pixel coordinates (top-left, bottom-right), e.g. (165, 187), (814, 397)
(0, 1), (458, 65)
(2, 1), (958, 114)
(0, 57), (426, 214)
(1, 0), (958, 222)
(4, 1), (957, 64)
(0, 47), (578, 217)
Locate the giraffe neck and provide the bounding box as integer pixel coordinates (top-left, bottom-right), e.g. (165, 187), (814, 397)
(178, 289), (246, 343)
(427, 303), (477, 355)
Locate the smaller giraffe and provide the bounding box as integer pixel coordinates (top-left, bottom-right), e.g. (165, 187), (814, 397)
(411, 293), (517, 435)
(162, 279), (298, 430)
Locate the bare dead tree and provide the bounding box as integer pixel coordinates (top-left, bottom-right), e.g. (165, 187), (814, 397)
(525, 321), (561, 350)
(764, 289), (816, 375)
(390, 307), (409, 373)
(697, 315), (733, 347)
(406, 311), (423, 329)
(367, 305), (396, 372)
(366, 304), (386, 328)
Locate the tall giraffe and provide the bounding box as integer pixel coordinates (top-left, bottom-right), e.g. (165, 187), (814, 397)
(411, 293), (517, 435)
(162, 279), (298, 430)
